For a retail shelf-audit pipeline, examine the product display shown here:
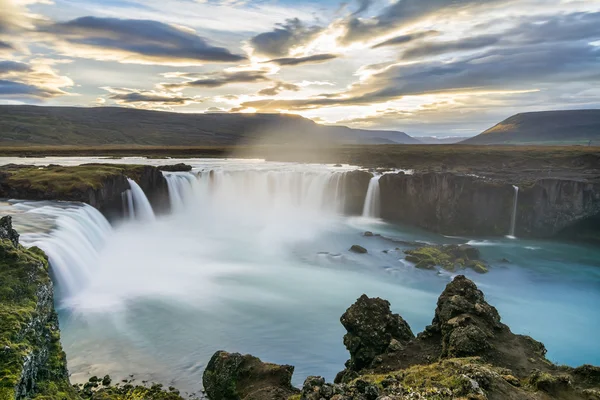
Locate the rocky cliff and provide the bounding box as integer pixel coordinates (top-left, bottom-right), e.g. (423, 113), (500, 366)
(379, 172), (600, 238)
(0, 216), (78, 400)
(0, 164), (170, 219)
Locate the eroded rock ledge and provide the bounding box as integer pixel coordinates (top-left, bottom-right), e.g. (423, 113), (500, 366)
(203, 276), (600, 400)
(0, 163), (170, 219)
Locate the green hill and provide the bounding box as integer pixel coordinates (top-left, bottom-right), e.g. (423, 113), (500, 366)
(0, 105), (419, 146)
(462, 110), (600, 145)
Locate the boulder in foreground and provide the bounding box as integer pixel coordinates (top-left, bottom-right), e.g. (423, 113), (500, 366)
(203, 351), (299, 400)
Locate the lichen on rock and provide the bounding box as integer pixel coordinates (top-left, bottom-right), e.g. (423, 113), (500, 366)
(404, 244), (489, 273)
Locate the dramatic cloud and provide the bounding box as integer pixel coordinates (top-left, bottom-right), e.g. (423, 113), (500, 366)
(249, 18), (324, 58)
(0, 61), (31, 74)
(401, 35), (499, 60)
(39, 17), (245, 65)
(371, 31), (438, 49)
(161, 69), (272, 90)
(352, 0), (375, 16)
(339, 0), (505, 45)
(0, 58), (73, 99)
(258, 81), (300, 96)
(267, 53), (339, 66)
(101, 87), (203, 108)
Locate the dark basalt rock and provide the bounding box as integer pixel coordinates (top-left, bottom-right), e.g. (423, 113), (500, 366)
(342, 171), (372, 215)
(0, 215), (19, 247)
(202, 351), (299, 400)
(336, 295), (414, 381)
(158, 163), (193, 172)
(349, 245), (368, 254)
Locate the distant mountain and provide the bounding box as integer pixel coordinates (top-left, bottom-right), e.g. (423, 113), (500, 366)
(462, 110), (600, 145)
(417, 136), (470, 144)
(0, 106), (419, 146)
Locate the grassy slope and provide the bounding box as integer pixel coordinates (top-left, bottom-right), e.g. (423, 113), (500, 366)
(0, 106), (418, 146)
(463, 110), (600, 145)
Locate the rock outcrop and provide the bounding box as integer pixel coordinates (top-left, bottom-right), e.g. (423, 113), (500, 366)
(204, 276), (599, 400)
(0, 164), (170, 219)
(203, 351), (299, 400)
(0, 217), (77, 400)
(335, 295), (414, 383)
(341, 171), (372, 215)
(404, 244), (489, 273)
(379, 172), (600, 239)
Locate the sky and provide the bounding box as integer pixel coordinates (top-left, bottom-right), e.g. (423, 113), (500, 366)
(1, 0), (599, 137)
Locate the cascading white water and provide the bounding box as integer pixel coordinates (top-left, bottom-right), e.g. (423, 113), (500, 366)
(362, 175), (381, 218)
(23, 205), (113, 298)
(509, 185), (519, 238)
(164, 172), (196, 212)
(126, 178), (155, 221)
(164, 169), (348, 216)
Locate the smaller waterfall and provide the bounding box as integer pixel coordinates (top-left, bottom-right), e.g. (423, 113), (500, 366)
(126, 178), (155, 221)
(25, 205), (113, 298)
(509, 185), (519, 238)
(362, 175), (381, 218)
(164, 172), (197, 211)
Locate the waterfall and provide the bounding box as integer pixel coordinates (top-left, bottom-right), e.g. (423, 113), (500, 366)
(23, 205), (113, 298)
(509, 185), (519, 238)
(164, 169), (348, 215)
(126, 178), (155, 222)
(164, 172), (197, 211)
(362, 175), (381, 218)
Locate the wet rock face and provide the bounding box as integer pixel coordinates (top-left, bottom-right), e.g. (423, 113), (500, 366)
(379, 172), (600, 239)
(340, 295), (415, 373)
(342, 171), (372, 215)
(0, 215), (19, 247)
(203, 351), (299, 400)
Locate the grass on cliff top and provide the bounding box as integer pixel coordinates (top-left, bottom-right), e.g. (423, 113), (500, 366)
(2, 164), (150, 194)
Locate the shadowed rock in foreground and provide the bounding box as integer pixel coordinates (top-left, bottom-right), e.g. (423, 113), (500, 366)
(203, 351), (299, 400)
(204, 276), (600, 400)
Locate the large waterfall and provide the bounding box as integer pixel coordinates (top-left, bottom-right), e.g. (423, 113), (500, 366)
(163, 169), (348, 215)
(6, 158), (600, 393)
(362, 175), (381, 218)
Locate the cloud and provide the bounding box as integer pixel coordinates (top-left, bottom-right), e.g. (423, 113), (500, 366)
(339, 0), (506, 45)
(401, 35), (500, 59)
(39, 16), (245, 65)
(161, 69), (272, 91)
(0, 58), (73, 99)
(352, 0), (375, 16)
(257, 81), (300, 96)
(0, 61), (31, 74)
(249, 18), (324, 58)
(234, 37), (600, 112)
(101, 86), (203, 108)
(371, 30), (439, 49)
(267, 53), (339, 66)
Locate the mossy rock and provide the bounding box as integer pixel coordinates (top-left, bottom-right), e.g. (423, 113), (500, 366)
(404, 245), (489, 274)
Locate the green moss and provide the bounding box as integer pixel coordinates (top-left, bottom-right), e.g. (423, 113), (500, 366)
(3, 164), (149, 196)
(0, 239), (78, 399)
(287, 395), (301, 400)
(404, 245), (489, 274)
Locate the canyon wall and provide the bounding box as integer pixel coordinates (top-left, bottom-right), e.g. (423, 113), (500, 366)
(380, 172), (600, 238)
